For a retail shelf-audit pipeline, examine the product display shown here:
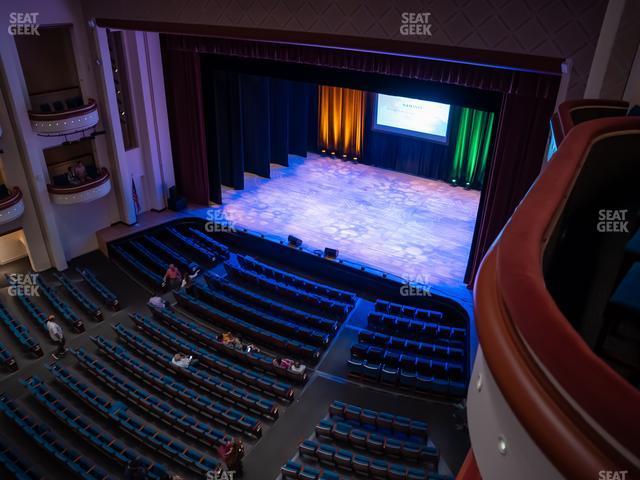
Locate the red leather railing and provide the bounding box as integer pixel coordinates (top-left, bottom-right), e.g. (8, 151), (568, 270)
(0, 187), (23, 209)
(28, 98), (97, 121)
(553, 99), (629, 143)
(475, 117), (640, 478)
(47, 168), (110, 195)
(456, 450), (481, 480)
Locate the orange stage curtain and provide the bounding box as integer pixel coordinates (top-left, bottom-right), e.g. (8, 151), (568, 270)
(318, 85), (365, 158)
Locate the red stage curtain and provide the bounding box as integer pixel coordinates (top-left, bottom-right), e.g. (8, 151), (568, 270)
(161, 44), (212, 205)
(318, 86), (365, 158)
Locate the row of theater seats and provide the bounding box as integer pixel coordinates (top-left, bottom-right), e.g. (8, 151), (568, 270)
(368, 312), (465, 345)
(205, 272), (339, 332)
(77, 268), (120, 310)
(21, 376), (168, 480)
(54, 273), (103, 321)
(359, 330), (464, 363)
(111, 324), (279, 418)
(144, 234), (200, 274)
(15, 292), (49, 335)
(347, 357), (465, 397)
(174, 289), (321, 360)
(281, 400), (450, 480)
(194, 284), (331, 346)
(0, 341), (17, 372)
(351, 343), (465, 381)
(48, 363), (221, 476)
(0, 300), (42, 357)
(225, 263), (352, 319)
(85, 338), (263, 437)
(0, 394), (111, 479)
(237, 254), (357, 305)
(149, 307), (308, 383)
(0, 435), (44, 479)
(36, 276), (84, 332)
(111, 244), (164, 286)
(166, 226), (229, 262)
(128, 315), (295, 400)
(375, 300), (444, 323)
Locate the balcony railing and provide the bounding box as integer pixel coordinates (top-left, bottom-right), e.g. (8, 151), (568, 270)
(470, 117), (640, 480)
(551, 99), (629, 144)
(29, 99), (99, 136)
(47, 168), (111, 205)
(0, 187), (24, 225)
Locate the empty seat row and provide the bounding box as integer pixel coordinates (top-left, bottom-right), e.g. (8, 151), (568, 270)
(237, 255), (357, 305)
(359, 330), (464, 363)
(0, 435), (45, 480)
(347, 359), (465, 397)
(144, 234), (199, 274)
(74, 346), (261, 438)
(0, 300), (41, 356)
(111, 324), (279, 418)
(36, 276), (84, 332)
(299, 439), (429, 480)
(48, 363), (221, 476)
(186, 226), (230, 258)
(128, 315), (295, 400)
(127, 240), (169, 273)
(206, 272), (338, 332)
(225, 263), (351, 319)
(149, 308), (308, 383)
(281, 461), (340, 480)
(111, 245), (163, 287)
(76, 267), (120, 310)
(21, 376), (168, 480)
(351, 344), (465, 381)
(315, 419), (437, 464)
(167, 226), (225, 262)
(368, 313), (465, 344)
(0, 340), (17, 371)
(54, 273), (102, 321)
(174, 289), (321, 360)
(328, 401), (428, 440)
(0, 394), (111, 479)
(195, 284), (331, 346)
(375, 300), (444, 323)
(14, 292), (49, 335)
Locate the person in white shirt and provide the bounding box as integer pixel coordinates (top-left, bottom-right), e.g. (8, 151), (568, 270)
(46, 315), (66, 359)
(289, 360), (306, 375)
(148, 295), (166, 309)
(171, 353), (193, 369)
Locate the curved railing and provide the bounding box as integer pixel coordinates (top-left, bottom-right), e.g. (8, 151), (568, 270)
(473, 117), (640, 479)
(551, 99), (629, 143)
(47, 168), (111, 205)
(0, 187), (25, 224)
(28, 99), (99, 135)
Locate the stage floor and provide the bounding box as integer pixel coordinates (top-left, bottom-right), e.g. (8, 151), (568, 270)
(216, 153), (480, 300)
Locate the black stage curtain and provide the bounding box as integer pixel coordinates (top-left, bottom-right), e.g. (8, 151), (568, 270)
(240, 75), (272, 178)
(362, 94), (463, 181)
(161, 44), (211, 205)
(162, 34), (560, 284)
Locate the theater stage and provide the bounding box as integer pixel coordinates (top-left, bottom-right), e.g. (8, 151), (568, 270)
(212, 153), (480, 301)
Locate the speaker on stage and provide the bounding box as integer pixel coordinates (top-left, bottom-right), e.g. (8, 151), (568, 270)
(324, 247), (339, 259)
(288, 235), (303, 248)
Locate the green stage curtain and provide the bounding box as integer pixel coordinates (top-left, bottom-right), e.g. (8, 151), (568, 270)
(450, 108), (495, 189)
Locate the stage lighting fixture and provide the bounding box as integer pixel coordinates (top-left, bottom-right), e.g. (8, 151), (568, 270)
(342, 154), (347, 158)
(288, 235), (303, 248)
(324, 247), (339, 259)
(321, 149), (326, 153)
(353, 157), (357, 161)
(330, 151), (336, 156)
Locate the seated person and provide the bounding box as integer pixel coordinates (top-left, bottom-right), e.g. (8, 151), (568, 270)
(171, 352), (194, 369)
(67, 166), (82, 186)
(221, 331), (235, 345)
(244, 343), (260, 354)
(272, 356), (294, 370)
(147, 294), (166, 309)
(289, 360), (306, 375)
(73, 160), (89, 183)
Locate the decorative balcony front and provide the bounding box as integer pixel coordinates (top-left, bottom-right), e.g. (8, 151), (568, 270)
(47, 168), (111, 205)
(29, 99), (99, 136)
(0, 187), (25, 225)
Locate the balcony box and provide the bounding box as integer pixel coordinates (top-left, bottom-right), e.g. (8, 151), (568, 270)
(0, 187), (25, 225)
(47, 168), (111, 205)
(29, 99), (99, 136)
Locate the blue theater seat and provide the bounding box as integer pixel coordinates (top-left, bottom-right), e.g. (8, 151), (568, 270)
(36, 276), (84, 332)
(77, 267), (119, 310)
(54, 273), (102, 321)
(0, 300), (42, 357)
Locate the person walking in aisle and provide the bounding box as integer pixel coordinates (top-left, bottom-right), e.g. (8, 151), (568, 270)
(46, 315), (66, 359)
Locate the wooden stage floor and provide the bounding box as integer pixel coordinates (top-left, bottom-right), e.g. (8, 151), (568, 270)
(216, 153), (480, 302)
